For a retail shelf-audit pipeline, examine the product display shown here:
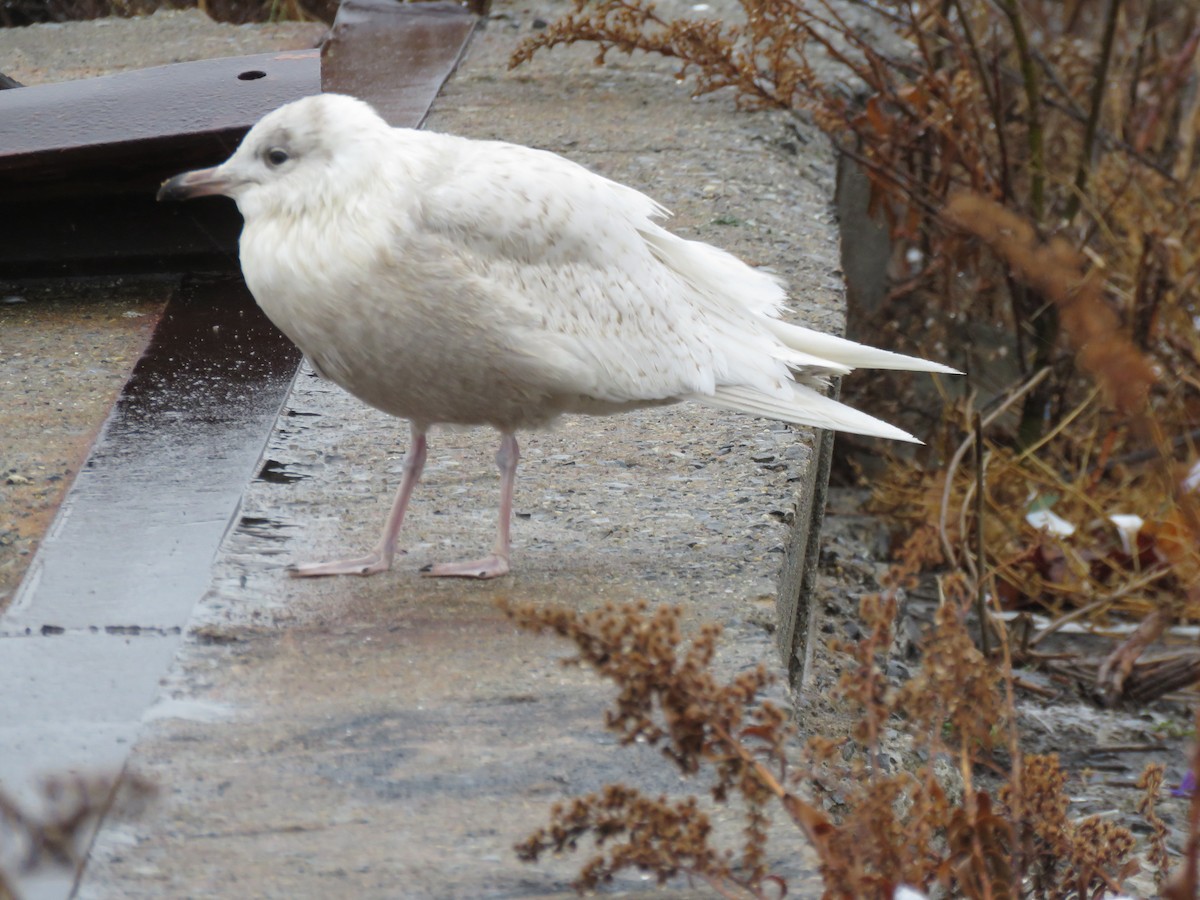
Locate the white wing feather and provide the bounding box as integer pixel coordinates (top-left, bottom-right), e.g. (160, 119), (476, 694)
(406, 131), (953, 437)
(694, 384), (921, 443)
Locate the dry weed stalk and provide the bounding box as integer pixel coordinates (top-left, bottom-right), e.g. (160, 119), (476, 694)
(504, 588), (1157, 898)
(942, 193), (1156, 426)
(504, 599), (830, 896)
(926, 192), (1200, 699)
(0, 772), (156, 898)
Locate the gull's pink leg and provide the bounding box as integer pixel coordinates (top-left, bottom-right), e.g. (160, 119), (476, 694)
(423, 432), (517, 579)
(291, 425), (428, 577)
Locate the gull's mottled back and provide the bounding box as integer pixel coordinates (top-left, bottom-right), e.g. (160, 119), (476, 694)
(158, 93), (956, 579)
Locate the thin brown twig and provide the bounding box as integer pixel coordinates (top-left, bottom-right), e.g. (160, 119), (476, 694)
(1063, 0), (1121, 222)
(939, 369), (1051, 567)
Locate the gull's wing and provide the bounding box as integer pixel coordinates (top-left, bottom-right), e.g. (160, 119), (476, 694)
(402, 131), (952, 439)
(408, 134), (804, 399)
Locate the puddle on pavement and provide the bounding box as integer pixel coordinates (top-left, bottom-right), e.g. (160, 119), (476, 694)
(0, 277), (170, 611)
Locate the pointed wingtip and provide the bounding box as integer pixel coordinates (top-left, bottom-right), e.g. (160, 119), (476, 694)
(915, 360), (963, 376)
(769, 322), (961, 375)
(855, 350), (962, 376)
(854, 420), (925, 444)
(693, 384), (929, 444)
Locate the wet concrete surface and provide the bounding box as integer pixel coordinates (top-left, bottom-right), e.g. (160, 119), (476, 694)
(0, 279), (167, 609)
(5, 275), (299, 632)
(1, 2), (849, 896)
(77, 372), (823, 899)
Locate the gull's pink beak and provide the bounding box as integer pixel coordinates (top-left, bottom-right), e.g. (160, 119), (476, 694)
(157, 166), (233, 202)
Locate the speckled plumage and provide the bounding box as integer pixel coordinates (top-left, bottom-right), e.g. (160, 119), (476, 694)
(159, 93), (956, 579)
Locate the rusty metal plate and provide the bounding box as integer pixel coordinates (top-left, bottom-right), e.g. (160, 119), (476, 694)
(322, 0), (476, 126)
(1, 195), (246, 276)
(0, 1), (477, 277)
(0, 50), (321, 276)
(0, 49), (322, 195)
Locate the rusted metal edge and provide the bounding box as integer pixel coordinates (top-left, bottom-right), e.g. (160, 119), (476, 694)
(322, 0), (477, 128)
(2, 274), (303, 632)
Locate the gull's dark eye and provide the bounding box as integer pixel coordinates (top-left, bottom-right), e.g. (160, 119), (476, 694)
(266, 147), (290, 167)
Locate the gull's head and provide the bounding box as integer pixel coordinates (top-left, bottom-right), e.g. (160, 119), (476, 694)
(157, 93), (390, 217)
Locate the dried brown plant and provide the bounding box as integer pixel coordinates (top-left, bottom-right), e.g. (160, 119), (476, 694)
(513, 0), (1200, 677)
(506, 599), (831, 896)
(943, 192), (1157, 424)
(503, 590), (1149, 898)
(997, 753), (1138, 897)
(1136, 763), (1170, 890)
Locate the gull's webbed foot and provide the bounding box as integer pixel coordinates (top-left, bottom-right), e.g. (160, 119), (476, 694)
(420, 554), (510, 580)
(289, 551), (395, 577)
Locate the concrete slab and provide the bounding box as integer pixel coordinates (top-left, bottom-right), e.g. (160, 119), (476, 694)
(0, 633), (180, 806)
(4, 1), (849, 896)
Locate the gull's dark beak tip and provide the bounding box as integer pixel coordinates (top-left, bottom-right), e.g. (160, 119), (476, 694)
(156, 176), (184, 203)
(156, 167), (229, 202)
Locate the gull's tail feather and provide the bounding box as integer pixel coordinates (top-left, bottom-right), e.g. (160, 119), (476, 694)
(768, 320), (962, 375)
(690, 383), (922, 443)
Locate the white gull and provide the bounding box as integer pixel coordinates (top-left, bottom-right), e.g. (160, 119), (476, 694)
(158, 93), (956, 579)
